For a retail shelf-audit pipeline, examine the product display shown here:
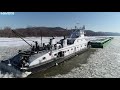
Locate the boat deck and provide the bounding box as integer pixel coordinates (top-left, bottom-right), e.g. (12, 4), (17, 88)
(29, 50), (49, 62)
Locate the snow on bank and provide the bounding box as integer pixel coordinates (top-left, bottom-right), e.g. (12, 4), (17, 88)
(50, 37), (120, 78)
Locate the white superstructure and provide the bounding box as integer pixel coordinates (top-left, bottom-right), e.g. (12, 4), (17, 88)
(29, 26), (88, 67)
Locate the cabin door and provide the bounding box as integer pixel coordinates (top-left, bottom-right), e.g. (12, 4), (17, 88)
(58, 51), (64, 57)
(74, 47), (76, 52)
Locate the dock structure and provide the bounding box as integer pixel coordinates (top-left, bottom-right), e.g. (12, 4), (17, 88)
(88, 37), (113, 48)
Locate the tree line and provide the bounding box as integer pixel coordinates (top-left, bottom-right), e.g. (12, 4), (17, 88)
(0, 27), (71, 37)
(0, 26), (119, 37)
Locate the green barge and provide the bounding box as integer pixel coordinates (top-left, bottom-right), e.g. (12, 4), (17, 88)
(88, 37), (113, 48)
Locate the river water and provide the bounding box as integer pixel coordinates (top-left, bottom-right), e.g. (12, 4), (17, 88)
(49, 36), (120, 78)
(1, 36), (120, 78)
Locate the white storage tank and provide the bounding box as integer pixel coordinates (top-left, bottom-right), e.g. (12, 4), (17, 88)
(63, 39), (67, 47)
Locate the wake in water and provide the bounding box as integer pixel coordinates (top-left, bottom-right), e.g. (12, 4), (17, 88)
(0, 71), (14, 78)
(0, 69), (31, 78)
(0, 62), (32, 78)
(0, 62), (25, 78)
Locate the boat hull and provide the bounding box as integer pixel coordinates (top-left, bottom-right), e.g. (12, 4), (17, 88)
(27, 47), (89, 74)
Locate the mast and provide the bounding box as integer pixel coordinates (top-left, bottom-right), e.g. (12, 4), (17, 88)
(41, 30), (42, 47)
(80, 25), (85, 38)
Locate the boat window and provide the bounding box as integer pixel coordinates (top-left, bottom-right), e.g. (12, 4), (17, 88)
(67, 39), (75, 45)
(43, 57), (46, 60)
(54, 54), (57, 56)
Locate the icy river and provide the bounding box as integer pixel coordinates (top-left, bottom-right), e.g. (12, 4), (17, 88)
(0, 36), (120, 78)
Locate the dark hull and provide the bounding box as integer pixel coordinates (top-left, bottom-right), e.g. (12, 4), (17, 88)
(27, 48), (89, 74)
(89, 37), (113, 48)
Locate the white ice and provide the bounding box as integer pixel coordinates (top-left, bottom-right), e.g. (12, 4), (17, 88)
(0, 36), (114, 78)
(50, 36), (120, 78)
(0, 36), (103, 47)
(0, 37), (63, 47)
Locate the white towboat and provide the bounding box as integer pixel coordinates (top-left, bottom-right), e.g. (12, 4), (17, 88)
(0, 26), (90, 77)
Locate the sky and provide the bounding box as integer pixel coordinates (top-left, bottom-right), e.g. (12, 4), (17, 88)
(0, 12), (120, 33)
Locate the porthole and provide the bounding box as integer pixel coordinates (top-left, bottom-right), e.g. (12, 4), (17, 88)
(54, 54), (57, 56)
(43, 57), (46, 60)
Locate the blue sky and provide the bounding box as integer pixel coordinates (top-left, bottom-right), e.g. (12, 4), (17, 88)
(0, 12), (120, 33)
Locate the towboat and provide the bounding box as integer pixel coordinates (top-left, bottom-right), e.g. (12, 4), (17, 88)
(0, 26), (90, 77)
